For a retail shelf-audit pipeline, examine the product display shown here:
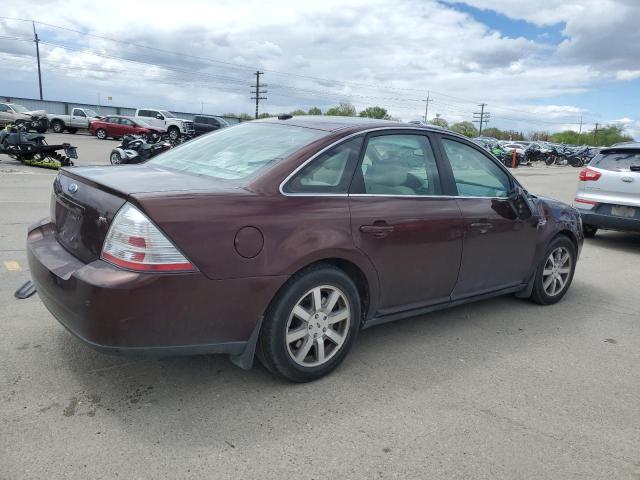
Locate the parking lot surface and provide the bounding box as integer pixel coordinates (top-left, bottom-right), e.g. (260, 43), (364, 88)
(1, 133), (639, 479)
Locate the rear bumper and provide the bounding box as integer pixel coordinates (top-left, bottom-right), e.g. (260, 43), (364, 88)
(27, 219), (287, 355)
(579, 211), (640, 233)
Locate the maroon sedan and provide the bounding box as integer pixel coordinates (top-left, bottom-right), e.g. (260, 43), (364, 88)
(89, 115), (163, 140)
(28, 116), (583, 382)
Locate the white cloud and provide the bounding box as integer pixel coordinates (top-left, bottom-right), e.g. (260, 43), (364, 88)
(0, 0), (636, 138)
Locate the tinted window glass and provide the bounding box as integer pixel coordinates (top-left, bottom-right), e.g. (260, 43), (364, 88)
(149, 123), (328, 180)
(106, 117), (118, 123)
(591, 151), (640, 172)
(442, 138), (511, 198)
(285, 137), (363, 194)
(359, 134), (441, 196)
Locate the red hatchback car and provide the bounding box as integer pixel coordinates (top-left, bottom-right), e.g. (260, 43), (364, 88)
(89, 115), (163, 140)
(28, 117), (583, 382)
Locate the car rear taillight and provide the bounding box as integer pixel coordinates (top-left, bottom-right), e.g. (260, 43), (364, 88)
(101, 202), (195, 272)
(578, 168), (601, 181)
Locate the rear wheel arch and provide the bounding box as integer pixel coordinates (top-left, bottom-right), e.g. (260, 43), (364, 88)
(272, 258), (373, 325)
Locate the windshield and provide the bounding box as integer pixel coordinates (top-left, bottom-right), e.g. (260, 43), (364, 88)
(10, 104), (29, 113)
(149, 122), (328, 180)
(160, 110), (176, 118)
(591, 151), (640, 172)
(84, 108), (99, 117)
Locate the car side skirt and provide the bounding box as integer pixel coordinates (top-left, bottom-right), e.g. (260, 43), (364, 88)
(363, 283), (527, 329)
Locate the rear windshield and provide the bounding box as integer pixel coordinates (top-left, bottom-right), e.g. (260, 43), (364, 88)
(149, 122), (328, 180)
(591, 151), (640, 172)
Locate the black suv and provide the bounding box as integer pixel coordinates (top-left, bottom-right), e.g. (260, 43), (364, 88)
(193, 115), (229, 136)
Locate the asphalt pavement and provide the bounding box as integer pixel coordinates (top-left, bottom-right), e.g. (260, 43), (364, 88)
(1, 133), (639, 479)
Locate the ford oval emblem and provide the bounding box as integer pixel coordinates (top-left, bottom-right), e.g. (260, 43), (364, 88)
(621, 176), (634, 183)
(67, 183), (78, 194)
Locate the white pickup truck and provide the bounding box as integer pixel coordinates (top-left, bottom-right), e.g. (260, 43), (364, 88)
(47, 107), (103, 134)
(134, 108), (194, 141)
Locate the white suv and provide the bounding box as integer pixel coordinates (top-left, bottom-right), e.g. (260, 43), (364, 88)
(573, 143), (640, 237)
(134, 109), (194, 141)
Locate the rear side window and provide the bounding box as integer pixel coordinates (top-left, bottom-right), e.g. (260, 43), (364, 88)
(149, 123), (328, 180)
(284, 137), (363, 194)
(591, 151), (640, 172)
(356, 134), (441, 196)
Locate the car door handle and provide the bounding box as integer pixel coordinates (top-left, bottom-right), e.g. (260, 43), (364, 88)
(470, 221), (493, 233)
(360, 224), (395, 237)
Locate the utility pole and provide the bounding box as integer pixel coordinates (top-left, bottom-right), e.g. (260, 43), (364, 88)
(250, 71), (267, 119)
(578, 115), (583, 135)
(423, 91), (431, 123)
(473, 103), (490, 135)
(594, 122), (600, 143)
(32, 22), (43, 100)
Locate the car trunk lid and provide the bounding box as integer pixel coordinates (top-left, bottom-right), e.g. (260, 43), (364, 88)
(52, 165), (243, 263)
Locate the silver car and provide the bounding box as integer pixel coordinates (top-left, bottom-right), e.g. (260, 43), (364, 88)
(574, 143), (640, 237)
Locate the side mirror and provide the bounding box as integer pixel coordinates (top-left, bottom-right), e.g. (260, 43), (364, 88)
(508, 186), (533, 220)
(156, 114), (164, 120)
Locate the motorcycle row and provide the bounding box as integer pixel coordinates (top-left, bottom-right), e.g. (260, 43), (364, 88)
(474, 139), (598, 168)
(0, 123), (77, 169)
(109, 130), (195, 164)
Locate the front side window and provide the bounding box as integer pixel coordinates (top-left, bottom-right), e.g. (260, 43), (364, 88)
(149, 123), (328, 180)
(284, 137), (363, 194)
(357, 134), (441, 196)
(442, 138), (511, 198)
(74, 109), (86, 117)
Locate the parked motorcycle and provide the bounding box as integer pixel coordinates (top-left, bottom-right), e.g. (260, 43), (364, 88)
(110, 134), (172, 164)
(0, 124), (76, 168)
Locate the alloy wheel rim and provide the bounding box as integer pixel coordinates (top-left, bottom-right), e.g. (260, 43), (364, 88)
(97, 130), (105, 139)
(542, 247), (572, 297)
(110, 153), (121, 164)
(285, 285), (351, 367)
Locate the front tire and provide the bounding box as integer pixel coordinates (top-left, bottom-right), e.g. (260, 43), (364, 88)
(167, 127), (180, 141)
(110, 152), (122, 165)
(257, 265), (360, 382)
(96, 128), (107, 140)
(530, 236), (577, 305)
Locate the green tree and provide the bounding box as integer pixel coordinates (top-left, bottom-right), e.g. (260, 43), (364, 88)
(257, 112), (273, 119)
(308, 106), (322, 115)
(358, 106), (391, 120)
(450, 121), (478, 137)
(325, 102), (357, 117)
(289, 109), (307, 116)
(430, 114), (448, 128)
(550, 125), (632, 146)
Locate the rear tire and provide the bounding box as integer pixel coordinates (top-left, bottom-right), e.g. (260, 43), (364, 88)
(257, 265), (360, 382)
(96, 128), (107, 140)
(51, 120), (65, 134)
(583, 224), (597, 238)
(530, 236), (577, 305)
